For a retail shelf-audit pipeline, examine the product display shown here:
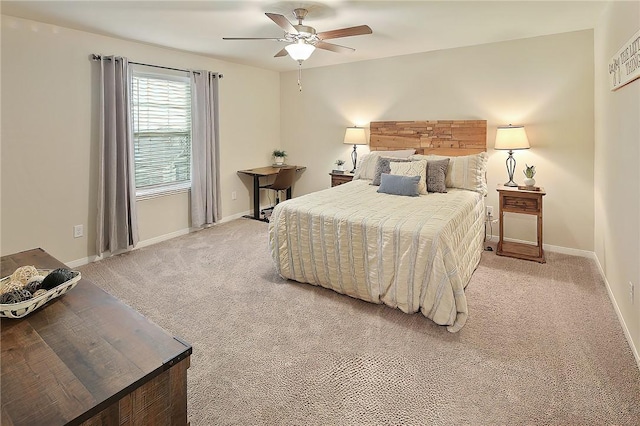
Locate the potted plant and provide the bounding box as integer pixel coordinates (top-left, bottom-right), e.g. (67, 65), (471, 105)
(335, 159), (345, 172)
(272, 149), (287, 165)
(523, 164), (536, 187)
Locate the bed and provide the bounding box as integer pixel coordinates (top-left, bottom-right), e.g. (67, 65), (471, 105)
(268, 120), (488, 332)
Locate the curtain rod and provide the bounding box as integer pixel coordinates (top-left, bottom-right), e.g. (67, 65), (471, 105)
(90, 54), (223, 78)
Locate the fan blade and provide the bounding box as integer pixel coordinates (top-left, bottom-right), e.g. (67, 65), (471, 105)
(265, 13), (298, 34)
(315, 41), (355, 54)
(274, 48), (288, 58)
(317, 25), (372, 40)
(223, 37), (284, 40)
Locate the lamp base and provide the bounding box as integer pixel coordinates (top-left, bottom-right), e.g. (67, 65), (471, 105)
(350, 144), (358, 173)
(504, 151), (518, 187)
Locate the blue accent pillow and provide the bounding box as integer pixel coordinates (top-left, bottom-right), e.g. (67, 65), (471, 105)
(377, 173), (420, 197)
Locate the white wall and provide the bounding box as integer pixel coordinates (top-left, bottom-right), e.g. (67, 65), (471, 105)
(280, 31), (595, 252)
(0, 15), (280, 264)
(594, 1), (640, 363)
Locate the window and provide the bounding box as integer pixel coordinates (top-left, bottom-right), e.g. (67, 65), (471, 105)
(131, 71), (192, 198)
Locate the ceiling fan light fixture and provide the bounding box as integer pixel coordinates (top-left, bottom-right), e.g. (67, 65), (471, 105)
(285, 40), (315, 61)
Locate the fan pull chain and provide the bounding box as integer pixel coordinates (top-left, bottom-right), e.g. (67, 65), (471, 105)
(297, 61), (303, 92)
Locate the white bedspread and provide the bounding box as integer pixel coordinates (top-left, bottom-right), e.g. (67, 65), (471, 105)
(268, 180), (484, 332)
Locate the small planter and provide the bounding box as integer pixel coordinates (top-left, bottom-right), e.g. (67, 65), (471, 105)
(523, 164), (536, 187)
(272, 150), (287, 166)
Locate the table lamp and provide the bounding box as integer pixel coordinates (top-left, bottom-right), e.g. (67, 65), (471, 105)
(343, 127), (368, 173)
(494, 124), (530, 187)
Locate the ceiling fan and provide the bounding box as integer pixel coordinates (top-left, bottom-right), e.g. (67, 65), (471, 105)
(223, 8), (373, 62)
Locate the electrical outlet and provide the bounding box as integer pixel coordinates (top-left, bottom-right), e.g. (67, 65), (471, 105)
(73, 225), (83, 238)
(630, 281), (635, 304)
(231, 191), (237, 200)
(486, 206), (494, 217)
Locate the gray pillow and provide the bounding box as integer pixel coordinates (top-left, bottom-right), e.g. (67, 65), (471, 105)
(371, 157), (411, 186)
(427, 159), (449, 193)
(377, 173), (420, 197)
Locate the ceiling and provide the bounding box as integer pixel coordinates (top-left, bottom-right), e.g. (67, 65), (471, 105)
(1, 1), (607, 72)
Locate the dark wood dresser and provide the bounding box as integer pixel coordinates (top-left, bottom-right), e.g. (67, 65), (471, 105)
(1, 248), (192, 425)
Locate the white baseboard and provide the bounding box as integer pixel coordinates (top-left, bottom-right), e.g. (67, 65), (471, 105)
(66, 210), (254, 268)
(66, 256), (98, 268)
(541, 242), (595, 259)
(488, 235), (595, 259)
(220, 209), (253, 223)
(66, 228), (191, 268)
(592, 255), (640, 371)
(137, 228), (192, 249)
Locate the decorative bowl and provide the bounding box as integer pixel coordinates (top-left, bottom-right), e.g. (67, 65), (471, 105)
(0, 269), (81, 318)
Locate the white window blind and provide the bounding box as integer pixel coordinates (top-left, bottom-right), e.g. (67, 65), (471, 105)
(132, 72), (191, 196)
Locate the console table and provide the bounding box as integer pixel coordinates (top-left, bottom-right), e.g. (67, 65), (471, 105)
(1, 248), (192, 425)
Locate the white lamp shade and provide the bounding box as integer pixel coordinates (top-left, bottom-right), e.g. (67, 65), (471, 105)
(343, 127), (367, 145)
(494, 125), (530, 150)
(285, 41), (315, 61)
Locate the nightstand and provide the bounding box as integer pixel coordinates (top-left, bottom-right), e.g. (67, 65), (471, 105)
(496, 185), (547, 263)
(330, 172), (354, 187)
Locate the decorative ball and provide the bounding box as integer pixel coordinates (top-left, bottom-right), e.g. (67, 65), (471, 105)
(33, 289), (48, 298)
(1, 280), (24, 295)
(25, 278), (43, 294)
(40, 268), (75, 291)
(11, 265), (39, 285)
(0, 289), (32, 304)
(27, 275), (45, 285)
(0, 292), (12, 304)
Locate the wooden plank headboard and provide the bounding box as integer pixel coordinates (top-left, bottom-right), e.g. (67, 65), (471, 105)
(369, 120), (487, 156)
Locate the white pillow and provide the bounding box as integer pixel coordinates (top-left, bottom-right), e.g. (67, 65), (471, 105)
(390, 159), (428, 195)
(353, 153), (376, 180)
(354, 149), (416, 180)
(417, 152), (488, 195)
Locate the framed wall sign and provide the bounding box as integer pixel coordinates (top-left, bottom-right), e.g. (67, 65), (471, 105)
(609, 28), (640, 91)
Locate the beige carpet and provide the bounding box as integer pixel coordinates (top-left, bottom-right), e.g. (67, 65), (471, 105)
(79, 219), (640, 425)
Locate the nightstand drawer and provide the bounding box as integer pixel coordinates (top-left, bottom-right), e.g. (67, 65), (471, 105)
(330, 172), (354, 187)
(503, 195), (539, 212)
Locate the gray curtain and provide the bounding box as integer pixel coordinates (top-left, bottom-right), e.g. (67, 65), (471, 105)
(190, 71), (221, 227)
(96, 56), (139, 255)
